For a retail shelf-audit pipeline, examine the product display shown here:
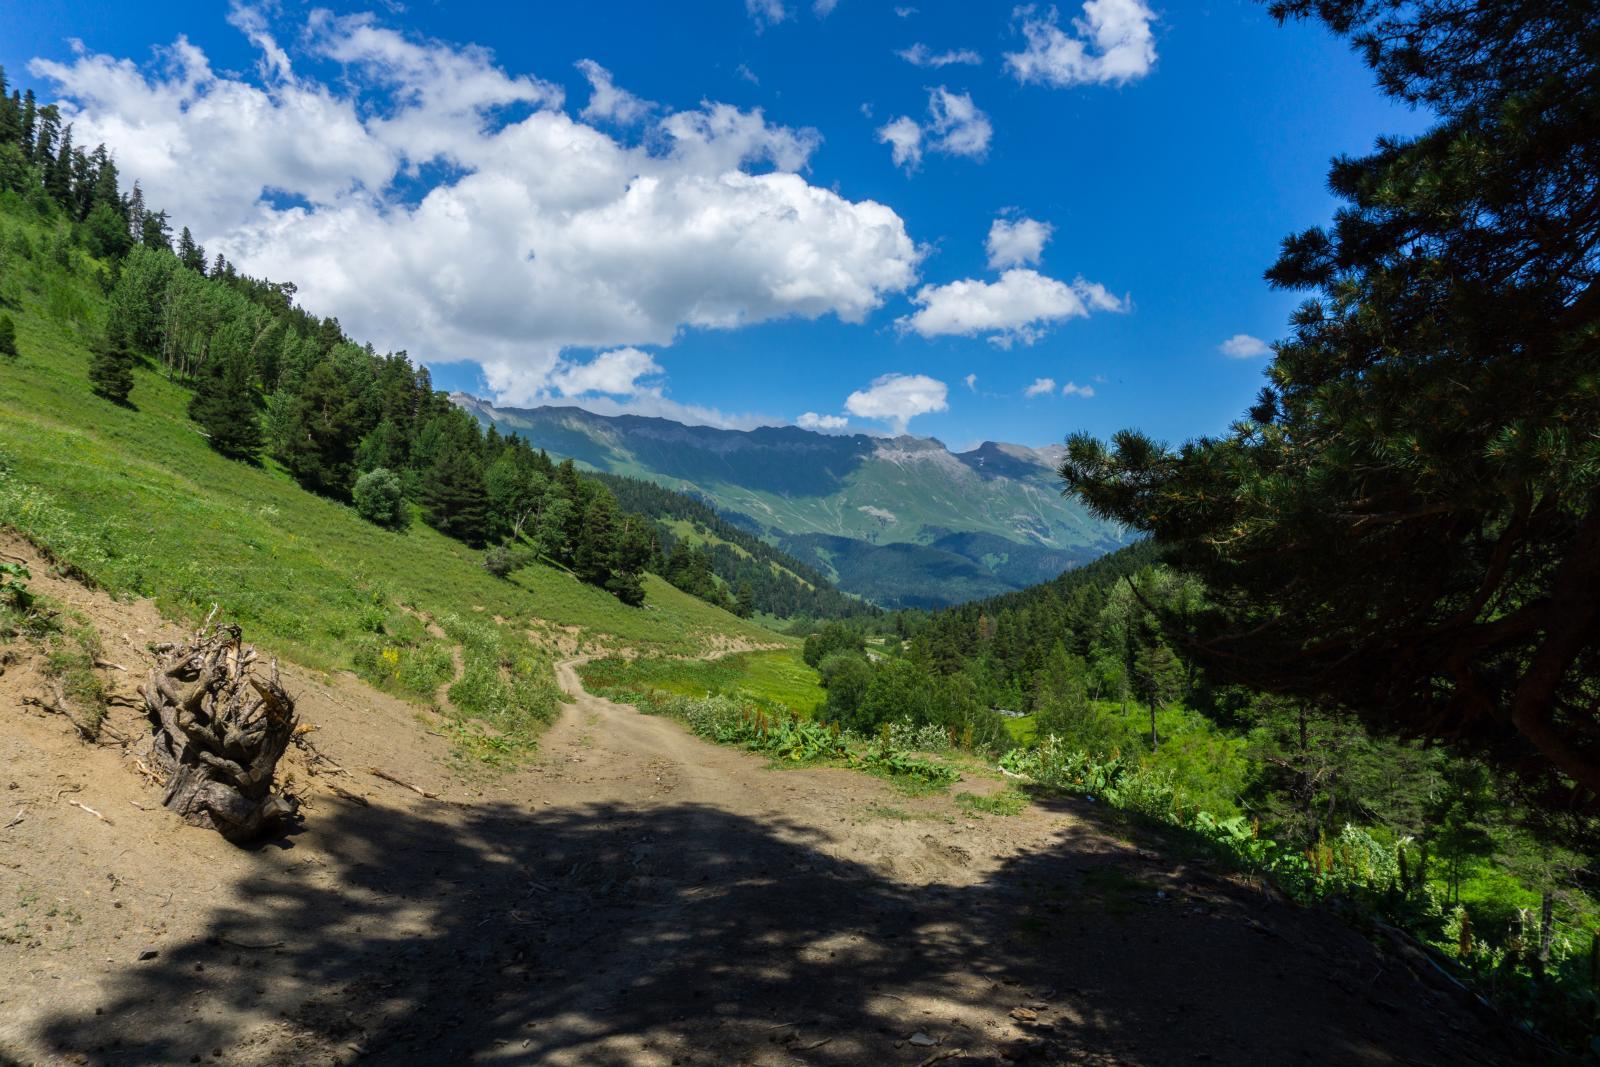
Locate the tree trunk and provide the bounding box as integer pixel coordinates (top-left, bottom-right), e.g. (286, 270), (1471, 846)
(142, 622), (298, 842)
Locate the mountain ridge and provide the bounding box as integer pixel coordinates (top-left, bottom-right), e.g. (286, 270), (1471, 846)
(453, 394), (1130, 608)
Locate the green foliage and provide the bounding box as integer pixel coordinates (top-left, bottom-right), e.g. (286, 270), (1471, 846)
(0, 312), (16, 358)
(817, 651), (872, 724)
(438, 612), (561, 746)
(645, 690), (957, 787)
(0, 192), (782, 747)
(188, 349), (262, 460)
(1062, 0), (1600, 809)
(42, 621), (108, 737)
(350, 633), (454, 703)
(579, 649), (822, 718)
(857, 730), (960, 786)
(957, 789), (1029, 817)
(0, 560), (30, 611)
(351, 467), (408, 530)
(802, 621), (865, 667)
(86, 321), (134, 405)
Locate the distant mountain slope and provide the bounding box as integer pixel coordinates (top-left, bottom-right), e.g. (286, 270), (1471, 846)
(455, 396), (1130, 607)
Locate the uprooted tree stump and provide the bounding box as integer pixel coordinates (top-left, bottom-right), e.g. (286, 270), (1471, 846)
(142, 622), (298, 842)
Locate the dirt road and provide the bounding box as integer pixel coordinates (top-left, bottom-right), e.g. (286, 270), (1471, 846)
(0, 552), (1535, 1066)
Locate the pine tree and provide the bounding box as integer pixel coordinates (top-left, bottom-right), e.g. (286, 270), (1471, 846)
(735, 581), (755, 618)
(0, 70), (18, 145)
(126, 183), (145, 244)
(0, 313), (16, 358)
(46, 123), (71, 207)
(85, 201), (132, 260)
(573, 491), (620, 587)
(140, 209), (171, 252)
(1064, 0), (1600, 805)
(88, 316), (135, 404)
(420, 444), (489, 546)
(189, 351), (262, 460)
(274, 361), (365, 497)
(177, 226), (206, 273)
(19, 91), (37, 160)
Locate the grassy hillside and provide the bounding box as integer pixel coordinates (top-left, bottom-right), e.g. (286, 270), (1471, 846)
(0, 195), (782, 750)
(578, 648), (825, 718)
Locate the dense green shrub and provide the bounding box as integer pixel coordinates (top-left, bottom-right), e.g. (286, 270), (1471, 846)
(352, 467), (408, 530)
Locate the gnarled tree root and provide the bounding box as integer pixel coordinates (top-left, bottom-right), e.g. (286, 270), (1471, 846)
(142, 622), (298, 843)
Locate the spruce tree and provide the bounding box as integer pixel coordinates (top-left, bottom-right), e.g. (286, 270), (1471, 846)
(126, 183), (145, 244)
(420, 444), (489, 546)
(18, 89), (35, 160)
(46, 124), (72, 207)
(177, 226), (206, 273)
(0, 313), (17, 358)
(85, 201), (131, 260)
(189, 351), (262, 460)
(573, 491), (620, 587)
(140, 209), (171, 252)
(88, 317), (134, 404)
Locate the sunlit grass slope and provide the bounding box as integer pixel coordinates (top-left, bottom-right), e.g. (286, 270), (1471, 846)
(0, 199), (784, 749)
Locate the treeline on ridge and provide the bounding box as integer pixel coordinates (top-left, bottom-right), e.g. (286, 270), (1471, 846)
(594, 473), (876, 621)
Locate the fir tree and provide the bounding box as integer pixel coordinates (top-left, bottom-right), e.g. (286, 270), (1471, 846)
(88, 316), (135, 404)
(140, 209), (171, 252)
(177, 226), (206, 273)
(18, 89), (35, 160)
(274, 361), (365, 497)
(0, 313), (16, 358)
(420, 444), (489, 546)
(189, 351), (262, 460)
(85, 200), (132, 260)
(45, 122), (71, 207)
(573, 490), (620, 587)
(126, 183), (145, 244)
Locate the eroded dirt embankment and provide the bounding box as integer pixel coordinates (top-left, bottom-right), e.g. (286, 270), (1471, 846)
(0, 538), (1533, 1066)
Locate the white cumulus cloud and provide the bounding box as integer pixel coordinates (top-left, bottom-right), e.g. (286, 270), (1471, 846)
(899, 269), (1126, 346)
(897, 43), (983, 67)
(1024, 377), (1057, 397)
(549, 347), (662, 396)
(797, 411), (849, 430)
(876, 115), (925, 170)
(32, 10), (922, 411)
(964, 373), (978, 391)
(1061, 380), (1096, 397)
(844, 373), (949, 433)
(876, 86), (991, 173)
(1219, 333), (1272, 358)
(1006, 1), (1157, 88)
(575, 59), (652, 125)
(986, 214), (1053, 269)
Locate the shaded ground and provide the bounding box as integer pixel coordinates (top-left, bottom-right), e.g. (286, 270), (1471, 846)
(0, 545), (1539, 1066)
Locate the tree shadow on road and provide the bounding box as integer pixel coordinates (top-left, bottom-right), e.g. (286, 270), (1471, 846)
(32, 794), (1534, 1066)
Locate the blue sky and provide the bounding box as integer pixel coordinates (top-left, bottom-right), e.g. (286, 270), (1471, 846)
(4, 1), (1427, 449)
